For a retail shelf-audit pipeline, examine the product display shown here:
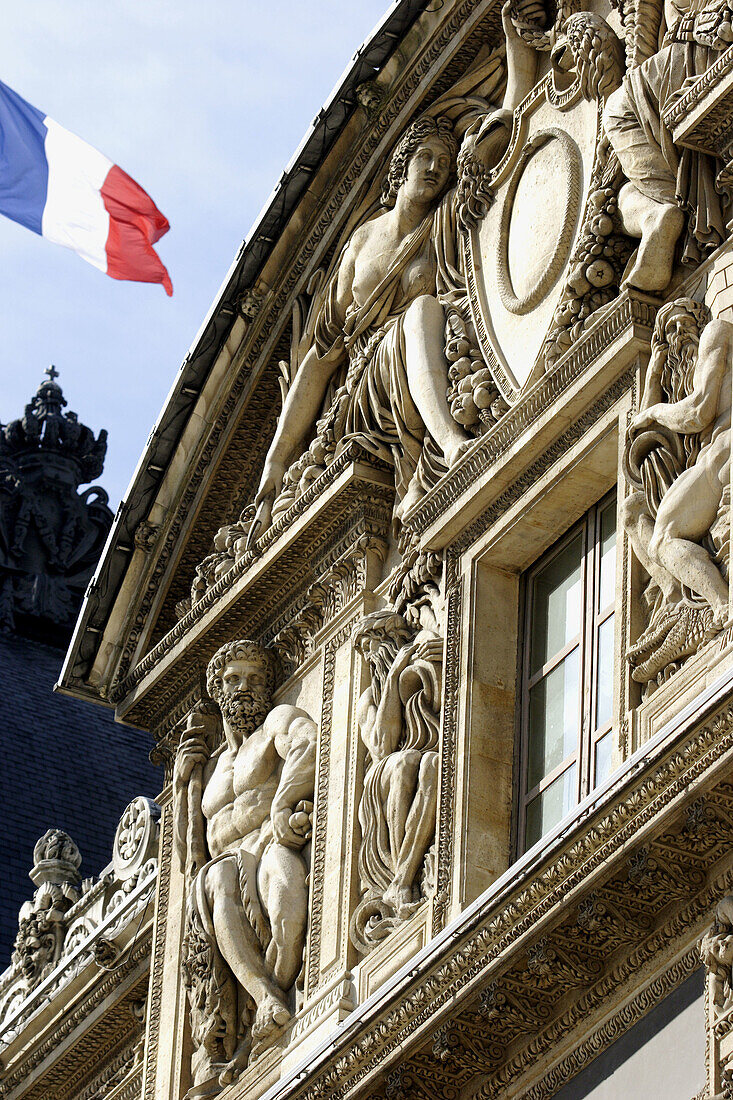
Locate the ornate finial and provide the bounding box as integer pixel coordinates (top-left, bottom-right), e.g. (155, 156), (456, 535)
(0, 371), (108, 483)
(0, 367), (113, 634)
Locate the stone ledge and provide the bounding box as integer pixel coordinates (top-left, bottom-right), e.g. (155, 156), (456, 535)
(406, 290), (657, 548)
(112, 449), (394, 730)
(666, 45), (733, 153)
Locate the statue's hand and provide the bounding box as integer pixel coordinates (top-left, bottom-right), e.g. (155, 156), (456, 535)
(505, 0), (545, 33)
(414, 636), (443, 665)
(502, 0), (518, 38)
(174, 731), (209, 784)
(289, 799), (314, 842)
(385, 643), (416, 688)
(630, 408), (657, 435)
(247, 457), (286, 548)
(272, 805), (306, 849)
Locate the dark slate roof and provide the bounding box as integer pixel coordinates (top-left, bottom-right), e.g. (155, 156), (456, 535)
(0, 631), (159, 964)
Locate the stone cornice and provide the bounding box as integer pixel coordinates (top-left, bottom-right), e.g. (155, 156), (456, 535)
(110, 451), (394, 731)
(0, 942), (150, 1100)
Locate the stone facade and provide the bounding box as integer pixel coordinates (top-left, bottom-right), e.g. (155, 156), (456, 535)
(9, 0), (733, 1096)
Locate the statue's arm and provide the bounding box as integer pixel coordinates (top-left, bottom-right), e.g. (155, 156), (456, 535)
(501, 1), (539, 113)
(636, 321), (733, 435)
(369, 644), (415, 760)
(250, 243), (355, 538)
(266, 706), (318, 848)
(639, 344), (666, 412)
(357, 687), (381, 760)
(172, 720), (212, 874)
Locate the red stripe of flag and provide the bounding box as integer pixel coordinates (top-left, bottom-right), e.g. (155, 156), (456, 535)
(101, 165), (172, 296)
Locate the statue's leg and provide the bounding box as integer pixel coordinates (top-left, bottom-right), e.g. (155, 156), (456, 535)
(380, 749), (430, 915)
(389, 751), (438, 918)
(204, 859), (290, 1036)
(403, 295), (472, 467)
(620, 489), (681, 603)
(603, 85), (684, 292)
(259, 843), (308, 993)
(381, 749), (421, 868)
(616, 183), (684, 292)
(649, 439), (730, 624)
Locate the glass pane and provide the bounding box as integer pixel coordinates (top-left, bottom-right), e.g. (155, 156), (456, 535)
(525, 764), (577, 848)
(530, 533), (583, 674)
(598, 501), (617, 612)
(527, 649), (580, 790)
(594, 732), (613, 787)
(595, 614), (615, 730)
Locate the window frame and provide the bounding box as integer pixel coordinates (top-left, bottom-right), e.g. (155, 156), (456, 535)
(517, 490), (616, 854)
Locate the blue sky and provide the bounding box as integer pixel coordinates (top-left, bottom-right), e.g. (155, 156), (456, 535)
(0, 1), (388, 507)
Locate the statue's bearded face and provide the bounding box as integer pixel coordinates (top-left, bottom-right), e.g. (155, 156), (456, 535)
(403, 138), (452, 205)
(217, 658), (271, 738)
(665, 310), (699, 360)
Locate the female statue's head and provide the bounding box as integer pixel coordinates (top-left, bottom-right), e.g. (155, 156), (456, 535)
(381, 115), (458, 209)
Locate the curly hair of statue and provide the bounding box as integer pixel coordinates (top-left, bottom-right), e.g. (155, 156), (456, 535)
(380, 115), (458, 208)
(205, 639), (278, 702)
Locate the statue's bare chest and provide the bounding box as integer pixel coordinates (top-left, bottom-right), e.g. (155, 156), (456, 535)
(351, 224), (436, 308)
(232, 732), (279, 797)
(202, 733), (278, 821)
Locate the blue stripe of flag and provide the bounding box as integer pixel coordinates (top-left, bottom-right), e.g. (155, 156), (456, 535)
(0, 79), (48, 235)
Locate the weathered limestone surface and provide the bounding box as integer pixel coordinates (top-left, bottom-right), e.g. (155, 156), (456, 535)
(13, 0), (733, 1097)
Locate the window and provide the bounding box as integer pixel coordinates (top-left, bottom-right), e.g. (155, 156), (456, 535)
(518, 493), (616, 852)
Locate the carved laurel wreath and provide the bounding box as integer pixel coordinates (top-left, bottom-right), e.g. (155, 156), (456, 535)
(495, 128), (582, 316)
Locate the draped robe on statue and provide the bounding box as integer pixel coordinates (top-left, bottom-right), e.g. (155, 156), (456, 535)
(358, 644), (441, 897)
(604, 24), (730, 265)
(309, 191), (465, 509)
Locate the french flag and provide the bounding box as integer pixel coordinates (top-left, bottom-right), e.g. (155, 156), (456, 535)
(0, 79), (172, 295)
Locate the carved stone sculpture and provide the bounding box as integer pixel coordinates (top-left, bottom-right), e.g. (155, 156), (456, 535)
(350, 606), (441, 953)
(174, 639), (317, 1089)
(701, 894), (733, 1098)
(250, 114), (477, 538)
(600, 0), (732, 289)
(701, 894), (733, 1014)
(11, 830), (81, 990)
(622, 298), (732, 685)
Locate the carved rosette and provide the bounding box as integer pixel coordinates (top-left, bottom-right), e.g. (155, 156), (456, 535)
(113, 796), (162, 882)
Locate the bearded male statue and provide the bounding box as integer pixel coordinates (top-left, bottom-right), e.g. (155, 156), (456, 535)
(622, 299), (733, 683)
(173, 640), (317, 1089)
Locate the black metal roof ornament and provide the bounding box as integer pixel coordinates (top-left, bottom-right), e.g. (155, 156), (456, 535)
(1, 368), (108, 484)
(0, 370), (113, 640)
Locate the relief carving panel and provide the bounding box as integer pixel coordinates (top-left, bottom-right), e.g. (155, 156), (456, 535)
(622, 299), (731, 686)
